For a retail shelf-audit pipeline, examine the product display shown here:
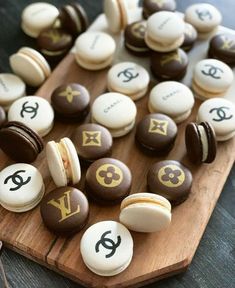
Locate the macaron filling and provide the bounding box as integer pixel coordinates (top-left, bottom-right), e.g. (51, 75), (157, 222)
(121, 197), (171, 212)
(197, 125), (209, 162)
(57, 142), (72, 182)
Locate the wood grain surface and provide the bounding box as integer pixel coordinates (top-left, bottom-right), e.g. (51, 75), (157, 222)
(0, 1), (235, 288)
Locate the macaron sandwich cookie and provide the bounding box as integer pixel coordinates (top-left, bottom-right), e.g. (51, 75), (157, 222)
(85, 158), (132, 205)
(71, 123), (113, 163)
(21, 2), (59, 38)
(143, 0), (176, 19)
(147, 160), (193, 205)
(51, 83), (90, 121)
(197, 98), (235, 141)
(46, 137), (81, 187)
(192, 59), (234, 100)
(0, 107), (6, 128)
(107, 62), (150, 101)
(119, 193), (172, 233)
(148, 81), (195, 124)
(40, 186), (89, 235)
(208, 33), (235, 65)
(124, 21), (150, 56)
(0, 163), (44, 212)
(10, 47), (51, 87)
(185, 122), (217, 164)
(8, 96), (54, 137)
(75, 32), (116, 70)
(103, 0), (129, 33)
(91, 92), (137, 137)
(185, 3), (222, 39)
(136, 113), (177, 154)
(0, 73), (25, 111)
(145, 11), (185, 52)
(0, 121), (44, 163)
(80, 221), (133, 276)
(181, 23), (198, 52)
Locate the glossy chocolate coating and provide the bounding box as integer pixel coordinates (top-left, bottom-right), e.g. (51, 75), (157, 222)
(85, 158), (132, 205)
(0, 106), (6, 128)
(40, 187), (89, 235)
(136, 113), (177, 153)
(147, 160), (192, 205)
(71, 123), (113, 162)
(143, 0), (176, 19)
(181, 24), (198, 52)
(151, 49), (188, 81)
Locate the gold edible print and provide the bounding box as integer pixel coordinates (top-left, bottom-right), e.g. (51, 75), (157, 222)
(96, 164), (123, 188)
(58, 86), (81, 103)
(82, 131), (102, 146)
(158, 165), (185, 188)
(148, 118), (168, 135)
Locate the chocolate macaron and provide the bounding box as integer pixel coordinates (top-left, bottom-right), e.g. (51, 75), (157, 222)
(143, 0), (176, 19)
(51, 83), (90, 121)
(0, 107), (6, 128)
(40, 186), (89, 235)
(85, 158), (132, 205)
(181, 23), (198, 52)
(147, 160), (193, 205)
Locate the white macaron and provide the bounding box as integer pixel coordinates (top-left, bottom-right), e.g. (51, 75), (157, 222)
(8, 96), (54, 137)
(91, 92), (137, 137)
(0, 163), (45, 212)
(0, 73), (26, 111)
(10, 47), (51, 87)
(75, 32), (116, 70)
(107, 62), (150, 101)
(46, 137), (81, 187)
(21, 2), (59, 38)
(148, 81), (195, 123)
(197, 98), (235, 141)
(119, 192), (172, 233)
(80, 221), (133, 276)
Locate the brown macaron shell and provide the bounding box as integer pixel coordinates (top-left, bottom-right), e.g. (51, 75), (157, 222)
(40, 186), (89, 236)
(181, 24), (198, 52)
(143, 0), (176, 19)
(147, 160), (193, 205)
(85, 158), (132, 205)
(0, 106), (6, 128)
(71, 123), (113, 162)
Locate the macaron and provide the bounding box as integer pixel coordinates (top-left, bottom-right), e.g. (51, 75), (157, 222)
(0, 163), (44, 212)
(8, 96), (54, 137)
(40, 186), (89, 236)
(185, 122), (217, 164)
(185, 3), (222, 39)
(46, 137), (81, 187)
(107, 62), (150, 101)
(135, 113), (178, 154)
(147, 160), (193, 205)
(0, 121), (44, 163)
(181, 23), (198, 52)
(21, 2), (59, 38)
(10, 47), (51, 87)
(145, 11), (185, 52)
(37, 28), (73, 61)
(51, 83), (90, 121)
(124, 20), (150, 56)
(197, 98), (235, 141)
(91, 92), (137, 137)
(143, 0), (176, 19)
(59, 3), (89, 36)
(75, 32), (116, 70)
(148, 81), (195, 124)
(151, 49), (188, 81)
(0, 73), (26, 111)
(192, 59), (234, 100)
(71, 123), (113, 163)
(103, 0), (129, 33)
(85, 158), (132, 205)
(119, 193), (171, 233)
(208, 33), (235, 65)
(80, 221), (133, 276)
(0, 107), (6, 128)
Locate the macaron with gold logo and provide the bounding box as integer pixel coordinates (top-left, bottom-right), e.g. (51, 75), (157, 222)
(147, 160), (193, 205)
(40, 186), (89, 235)
(85, 158), (132, 205)
(181, 23), (198, 52)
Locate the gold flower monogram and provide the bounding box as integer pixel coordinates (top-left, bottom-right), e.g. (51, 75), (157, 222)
(96, 164), (123, 188)
(82, 131), (101, 147)
(158, 165), (185, 188)
(58, 86), (81, 103)
(148, 118), (168, 136)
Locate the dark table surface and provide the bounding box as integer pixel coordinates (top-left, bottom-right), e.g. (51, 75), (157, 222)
(0, 0), (234, 287)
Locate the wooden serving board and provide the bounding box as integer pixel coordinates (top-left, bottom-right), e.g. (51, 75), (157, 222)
(1, 12), (235, 288)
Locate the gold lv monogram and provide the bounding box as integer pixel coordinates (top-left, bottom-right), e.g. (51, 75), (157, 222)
(131, 22), (146, 38)
(161, 52), (182, 66)
(82, 131), (101, 146)
(150, 0), (166, 8)
(58, 86), (81, 103)
(43, 30), (64, 44)
(47, 190), (80, 222)
(220, 36), (235, 52)
(148, 119), (168, 135)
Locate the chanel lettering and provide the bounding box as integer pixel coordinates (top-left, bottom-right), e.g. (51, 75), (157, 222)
(104, 99), (122, 113)
(90, 34), (100, 50)
(162, 89), (180, 101)
(0, 78), (9, 93)
(158, 17), (171, 30)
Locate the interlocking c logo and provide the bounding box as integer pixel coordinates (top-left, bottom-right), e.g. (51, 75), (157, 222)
(95, 230), (121, 258)
(4, 170), (31, 191)
(20, 101), (39, 119)
(201, 64), (223, 79)
(117, 68), (139, 83)
(209, 106), (233, 122)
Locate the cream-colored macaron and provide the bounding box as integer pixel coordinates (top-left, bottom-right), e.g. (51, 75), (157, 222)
(75, 32), (116, 70)
(119, 192), (172, 233)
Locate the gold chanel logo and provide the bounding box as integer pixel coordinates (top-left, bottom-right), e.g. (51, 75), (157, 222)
(82, 131), (101, 146)
(47, 190), (80, 222)
(58, 86), (81, 103)
(150, 0), (166, 8)
(158, 165), (185, 188)
(220, 36), (235, 52)
(160, 52), (183, 66)
(149, 119), (168, 136)
(131, 21), (146, 38)
(96, 164), (123, 188)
